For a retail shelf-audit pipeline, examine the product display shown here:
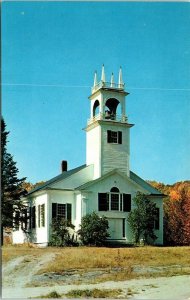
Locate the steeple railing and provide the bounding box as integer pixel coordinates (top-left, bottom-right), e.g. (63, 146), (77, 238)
(92, 81), (125, 93)
(87, 113), (128, 125)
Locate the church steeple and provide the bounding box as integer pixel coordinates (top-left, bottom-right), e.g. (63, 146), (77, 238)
(86, 66), (134, 179)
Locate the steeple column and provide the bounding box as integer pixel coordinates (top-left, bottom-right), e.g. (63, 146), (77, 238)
(121, 100), (126, 121)
(100, 94), (104, 119)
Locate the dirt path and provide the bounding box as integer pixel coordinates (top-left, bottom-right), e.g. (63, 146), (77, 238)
(2, 254), (190, 299)
(2, 252), (56, 293)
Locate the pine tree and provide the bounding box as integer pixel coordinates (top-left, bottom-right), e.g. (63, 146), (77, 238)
(1, 118), (27, 242)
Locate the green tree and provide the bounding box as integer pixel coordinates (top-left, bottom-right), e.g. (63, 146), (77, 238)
(128, 192), (158, 245)
(49, 218), (77, 247)
(1, 118), (27, 242)
(78, 212), (110, 246)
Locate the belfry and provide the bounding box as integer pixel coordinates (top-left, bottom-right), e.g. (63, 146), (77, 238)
(86, 65), (134, 179)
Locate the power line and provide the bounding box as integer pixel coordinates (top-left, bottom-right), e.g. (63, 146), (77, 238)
(1, 83), (190, 91)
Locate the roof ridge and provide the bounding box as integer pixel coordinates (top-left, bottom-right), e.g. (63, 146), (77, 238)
(27, 164), (86, 195)
(130, 170), (162, 195)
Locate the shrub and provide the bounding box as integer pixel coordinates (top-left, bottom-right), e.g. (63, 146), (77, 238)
(49, 218), (78, 247)
(78, 212), (109, 246)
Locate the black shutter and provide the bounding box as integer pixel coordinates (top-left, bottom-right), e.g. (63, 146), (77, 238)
(123, 194), (131, 212)
(52, 203), (57, 219)
(122, 219), (125, 238)
(15, 211), (20, 230)
(107, 130), (112, 143)
(66, 203), (72, 223)
(32, 206), (36, 229)
(155, 208), (160, 230)
(29, 207), (32, 229)
(38, 205), (41, 227)
(118, 131), (122, 144)
(24, 209), (28, 229)
(98, 193), (108, 211)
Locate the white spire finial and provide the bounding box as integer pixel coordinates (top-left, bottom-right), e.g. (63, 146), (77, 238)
(101, 64), (106, 82)
(111, 72), (114, 87)
(118, 66), (124, 87)
(93, 71), (98, 87)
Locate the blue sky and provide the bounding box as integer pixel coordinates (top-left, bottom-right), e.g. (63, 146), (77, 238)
(2, 1), (190, 184)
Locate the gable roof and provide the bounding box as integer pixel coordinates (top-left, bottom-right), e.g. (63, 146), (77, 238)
(129, 171), (164, 195)
(27, 165), (164, 197)
(27, 164), (87, 196)
(76, 169), (164, 196)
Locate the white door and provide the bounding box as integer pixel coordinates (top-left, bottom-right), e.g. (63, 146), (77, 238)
(108, 218), (123, 239)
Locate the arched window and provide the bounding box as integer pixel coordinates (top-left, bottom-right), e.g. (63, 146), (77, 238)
(93, 100), (100, 117)
(104, 98), (120, 120)
(110, 187), (119, 193)
(110, 187), (119, 210)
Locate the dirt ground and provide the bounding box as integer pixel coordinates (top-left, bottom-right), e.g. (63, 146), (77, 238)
(2, 253), (190, 299)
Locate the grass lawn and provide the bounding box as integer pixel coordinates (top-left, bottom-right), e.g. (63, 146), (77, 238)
(3, 244), (190, 282)
(36, 246), (190, 272)
(3, 244), (190, 268)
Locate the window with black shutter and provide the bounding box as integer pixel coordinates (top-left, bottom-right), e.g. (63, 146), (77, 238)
(123, 194), (131, 212)
(98, 193), (108, 211)
(98, 192), (131, 212)
(107, 130), (122, 144)
(52, 203), (72, 222)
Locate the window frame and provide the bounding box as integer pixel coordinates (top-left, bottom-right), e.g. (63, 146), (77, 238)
(107, 130), (122, 144)
(52, 203), (72, 222)
(37, 204), (45, 228)
(41, 204), (45, 227)
(98, 192), (131, 212)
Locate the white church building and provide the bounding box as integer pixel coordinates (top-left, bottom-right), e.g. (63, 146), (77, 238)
(13, 66), (164, 246)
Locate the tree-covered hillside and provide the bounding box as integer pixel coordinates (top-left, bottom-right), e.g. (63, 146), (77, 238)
(148, 180), (190, 245)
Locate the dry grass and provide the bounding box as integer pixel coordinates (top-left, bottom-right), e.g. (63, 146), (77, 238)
(65, 288), (124, 298)
(2, 244), (58, 263)
(33, 290), (62, 298)
(3, 245), (190, 281)
(35, 288), (125, 299)
(3, 245), (190, 288)
(36, 246), (190, 274)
